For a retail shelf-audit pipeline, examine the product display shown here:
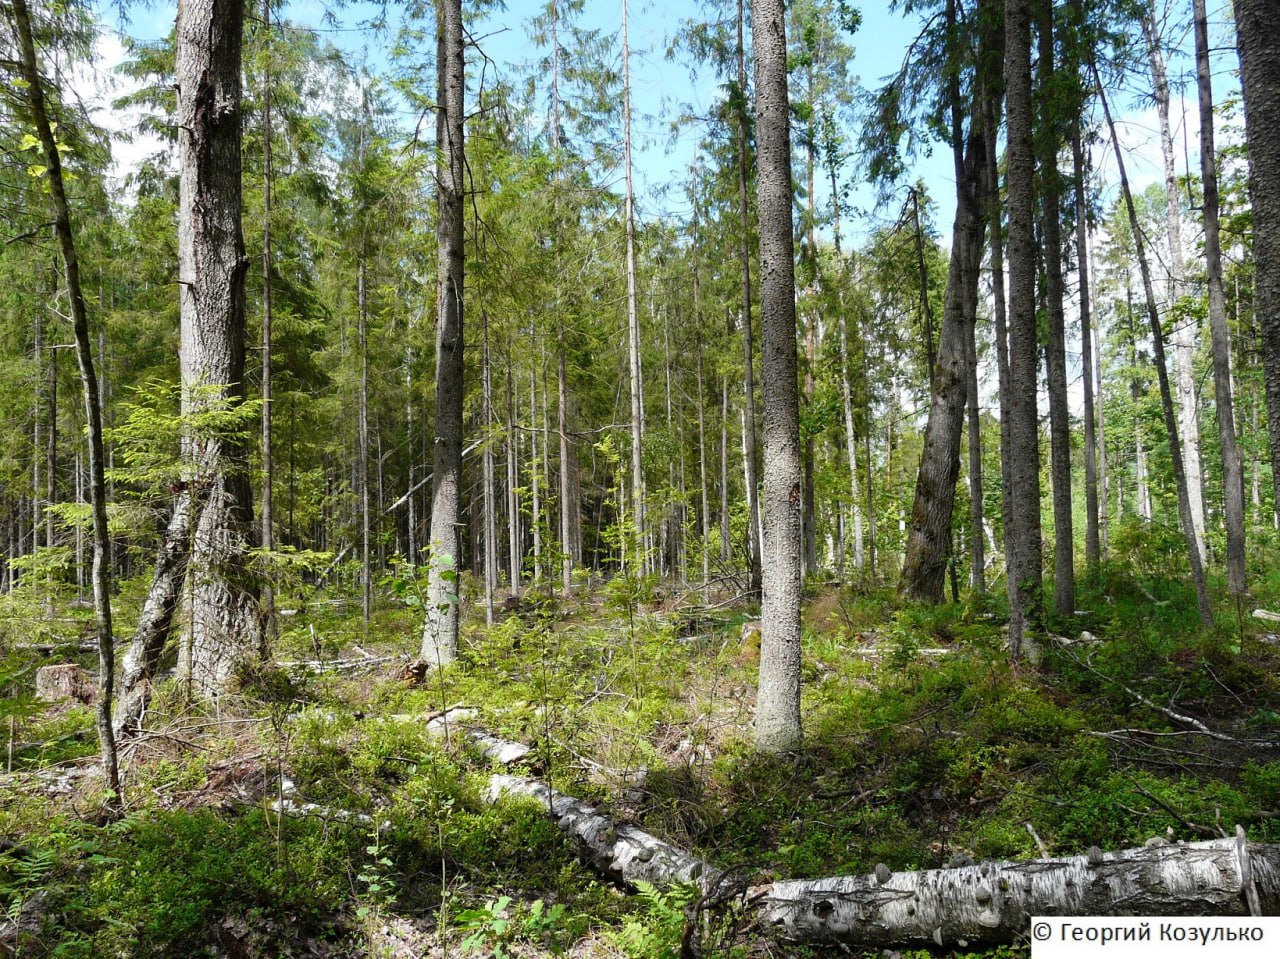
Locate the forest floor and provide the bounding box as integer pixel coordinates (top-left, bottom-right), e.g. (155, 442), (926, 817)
(2, 565), (1280, 957)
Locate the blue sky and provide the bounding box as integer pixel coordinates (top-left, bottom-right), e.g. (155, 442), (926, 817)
(93, 0), (1240, 249)
(97, 0), (959, 241)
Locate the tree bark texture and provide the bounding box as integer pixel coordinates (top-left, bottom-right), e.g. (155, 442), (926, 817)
(1234, 0), (1280, 537)
(752, 0), (803, 754)
(177, 0), (263, 695)
(758, 836), (1280, 948)
(900, 123), (986, 604)
(1003, 0), (1042, 656)
(1195, 0), (1247, 597)
(421, 0), (466, 666)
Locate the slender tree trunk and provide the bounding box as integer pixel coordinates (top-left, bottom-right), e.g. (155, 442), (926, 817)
(46, 329), (56, 561)
(177, 0), (263, 693)
(1234, 0), (1280, 539)
(620, 0), (646, 573)
(1037, 2), (1074, 617)
(13, 0), (120, 801)
(260, 0), (275, 631)
(736, 0), (763, 599)
(1095, 268), (1110, 559)
(803, 314), (817, 577)
(421, 0), (466, 666)
(720, 373), (731, 565)
(1194, 0), (1247, 597)
(482, 313), (497, 624)
(32, 305), (42, 560)
(693, 193), (712, 599)
(1072, 125), (1101, 576)
(839, 312), (864, 576)
(1003, 0), (1042, 658)
(358, 237), (371, 629)
(1095, 62), (1213, 627)
(911, 186), (937, 386)
(530, 365), (542, 582)
(965, 293), (984, 594)
(506, 345), (521, 590)
(753, 0), (802, 754)
(1143, 8), (1206, 564)
(979, 1), (1011, 602)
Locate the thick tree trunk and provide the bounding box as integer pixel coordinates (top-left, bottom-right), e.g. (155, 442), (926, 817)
(13, 0), (119, 801)
(1003, 0), (1042, 656)
(1236, 0), (1280, 523)
(177, 0), (263, 695)
(759, 835), (1280, 948)
(752, 0), (803, 754)
(421, 0), (466, 666)
(1195, 0), (1247, 597)
(900, 124), (986, 603)
(1096, 63), (1213, 627)
(1037, 3), (1074, 618)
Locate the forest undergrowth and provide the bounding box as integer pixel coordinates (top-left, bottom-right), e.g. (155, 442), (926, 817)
(2, 554), (1279, 958)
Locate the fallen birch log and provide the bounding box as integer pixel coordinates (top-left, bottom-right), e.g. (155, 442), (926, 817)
(756, 830), (1280, 949)
(419, 707), (532, 765)
(410, 711), (1280, 948)
(487, 774), (720, 890)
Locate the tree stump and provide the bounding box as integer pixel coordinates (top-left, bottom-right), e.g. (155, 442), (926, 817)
(34, 664), (96, 704)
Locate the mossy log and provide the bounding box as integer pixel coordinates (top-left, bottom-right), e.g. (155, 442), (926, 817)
(756, 831), (1280, 949)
